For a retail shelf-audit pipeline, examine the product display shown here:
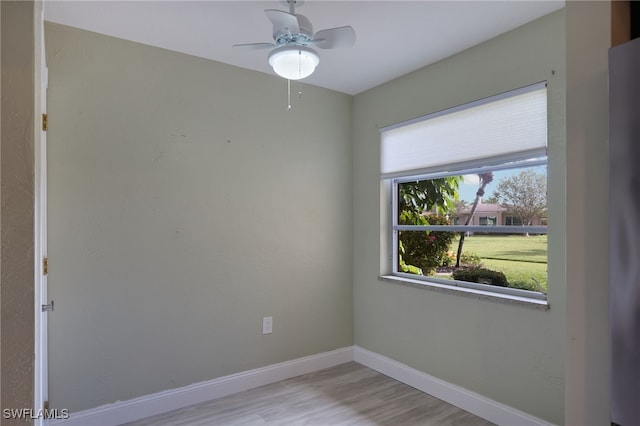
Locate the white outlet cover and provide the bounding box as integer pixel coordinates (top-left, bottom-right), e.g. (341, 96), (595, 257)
(262, 317), (273, 335)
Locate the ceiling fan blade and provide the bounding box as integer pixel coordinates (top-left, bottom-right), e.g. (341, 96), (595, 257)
(265, 9), (300, 36)
(232, 42), (276, 50)
(312, 26), (356, 49)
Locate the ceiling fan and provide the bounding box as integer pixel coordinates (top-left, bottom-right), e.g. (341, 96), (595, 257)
(233, 0), (356, 80)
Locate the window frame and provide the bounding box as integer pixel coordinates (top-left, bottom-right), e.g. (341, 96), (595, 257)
(390, 160), (548, 301)
(382, 82), (549, 304)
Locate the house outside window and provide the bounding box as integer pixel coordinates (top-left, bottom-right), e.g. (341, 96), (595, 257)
(479, 216), (497, 226)
(505, 216), (523, 226)
(381, 82), (548, 301)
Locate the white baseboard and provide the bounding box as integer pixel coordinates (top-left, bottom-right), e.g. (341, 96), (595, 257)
(50, 345), (554, 426)
(353, 346), (555, 426)
(50, 347), (354, 426)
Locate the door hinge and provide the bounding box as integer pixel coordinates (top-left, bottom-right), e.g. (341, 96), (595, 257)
(43, 400), (49, 411)
(43, 257), (48, 275)
(42, 113), (48, 131)
(42, 300), (54, 312)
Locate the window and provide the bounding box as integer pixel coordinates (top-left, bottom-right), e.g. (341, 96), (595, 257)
(505, 216), (523, 226)
(381, 82), (548, 301)
(479, 216), (497, 226)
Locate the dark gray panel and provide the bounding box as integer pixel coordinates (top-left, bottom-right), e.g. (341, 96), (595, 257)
(610, 37), (640, 426)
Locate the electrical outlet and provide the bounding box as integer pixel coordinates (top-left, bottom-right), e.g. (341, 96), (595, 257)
(262, 317), (273, 335)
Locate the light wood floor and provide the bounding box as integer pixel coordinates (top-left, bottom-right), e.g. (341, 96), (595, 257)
(122, 362), (494, 426)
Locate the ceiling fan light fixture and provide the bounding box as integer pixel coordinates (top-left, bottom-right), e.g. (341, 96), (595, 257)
(268, 45), (319, 80)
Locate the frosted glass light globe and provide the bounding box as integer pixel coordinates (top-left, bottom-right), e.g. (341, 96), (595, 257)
(268, 46), (319, 80)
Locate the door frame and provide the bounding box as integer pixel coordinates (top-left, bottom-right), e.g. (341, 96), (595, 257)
(34, 0), (48, 423)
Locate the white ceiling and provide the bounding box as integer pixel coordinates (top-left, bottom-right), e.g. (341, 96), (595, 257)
(44, 1), (564, 95)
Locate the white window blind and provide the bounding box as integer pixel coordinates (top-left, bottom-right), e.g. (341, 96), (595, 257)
(380, 82), (547, 179)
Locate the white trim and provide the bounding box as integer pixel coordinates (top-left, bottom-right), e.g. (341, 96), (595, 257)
(49, 347), (354, 426)
(391, 154), (548, 183)
(34, 2), (48, 425)
(394, 225), (547, 234)
(381, 274), (548, 305)
(354, 346), (556, 426)
(49, 346), (555, 426)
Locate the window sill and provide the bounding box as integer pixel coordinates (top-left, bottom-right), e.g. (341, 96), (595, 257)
(379, 274), (549, 310)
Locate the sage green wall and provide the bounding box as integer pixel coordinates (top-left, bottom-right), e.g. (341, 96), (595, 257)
(352, 10), (566, 425)
(45, 23), (353, 412)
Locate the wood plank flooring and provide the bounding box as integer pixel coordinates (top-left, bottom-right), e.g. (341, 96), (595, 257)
(122, 362), (494, 426)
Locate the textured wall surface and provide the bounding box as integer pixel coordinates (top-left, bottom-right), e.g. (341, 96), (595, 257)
(565, 2), (611, 424)
(46, 23), (353, 413)
(352, 11), (566, 424)
(1, 1), (36, 424)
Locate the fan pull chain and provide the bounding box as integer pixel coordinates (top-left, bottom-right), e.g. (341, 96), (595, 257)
(286, 80), (303, 111)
